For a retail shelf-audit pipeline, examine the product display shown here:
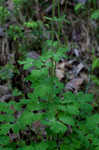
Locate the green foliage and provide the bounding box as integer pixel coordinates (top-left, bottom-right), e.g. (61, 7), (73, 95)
(91, 9), (99, 20)
(92, 57), (99, 71)
(0, 38), (99, 149)
(74, 3), (85, 13)
(91, 57), (99, 85)
(24, 21), (39, 29)
(0, 64), (14, 80)
(0, 6), (10, 25)
(0, 0), (98, 149)
(8, 25), (24, 40)
(91, 75), (99, 86)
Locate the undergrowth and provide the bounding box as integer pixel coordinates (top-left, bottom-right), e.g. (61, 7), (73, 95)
(0, 0), (99, 150)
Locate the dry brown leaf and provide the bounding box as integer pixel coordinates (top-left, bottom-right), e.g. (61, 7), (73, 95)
(32, 121), (46, 136)
(56, 62), (66, 70)
(76, 63), (84, 75)
(6, 0), (14, 11)
(56, 62), (66, 80)
(56, 69), (65, 80)
(60, 0), (65, 5)
(74, 48), (79, 57)
(27, 51), (40, 59)
(80, 73), (88, 82)
(56, 61), (73, 80)
(65, 78), (84, 92)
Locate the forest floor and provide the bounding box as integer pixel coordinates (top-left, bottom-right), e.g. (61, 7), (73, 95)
(0, 0), (99, 104)
(0, 0), (99, 148)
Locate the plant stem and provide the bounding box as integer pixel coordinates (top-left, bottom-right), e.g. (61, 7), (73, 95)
(57, 0), (61, 41)
(51, 0), (55, 41)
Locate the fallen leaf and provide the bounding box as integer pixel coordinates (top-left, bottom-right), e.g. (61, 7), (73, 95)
(74, 48), (79, 57)
(65, 78), (84, 92)
(27, 51), (40, 59)
(56, 69), (65, 81)
(76, 63), (84, 75)
(60, 0), (65, 5)
(80, 73), (88, 82)
(56, 62), (66, 80)
(6, 0), (14, 11)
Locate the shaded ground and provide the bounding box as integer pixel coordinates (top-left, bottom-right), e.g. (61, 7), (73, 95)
(0, 0), (99, 145)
